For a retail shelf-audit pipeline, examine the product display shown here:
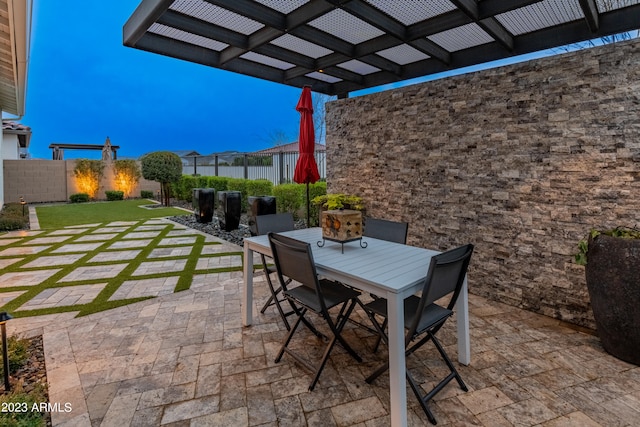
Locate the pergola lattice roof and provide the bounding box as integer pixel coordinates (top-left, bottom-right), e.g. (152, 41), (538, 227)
(124, 0), (640, 97)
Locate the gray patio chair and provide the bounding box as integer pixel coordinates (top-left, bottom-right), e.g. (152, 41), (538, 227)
(362, 243), (474, 425)
(363, 217), (408, 244)
(255, 213), (295, 330)
(268, 232), (363, 391)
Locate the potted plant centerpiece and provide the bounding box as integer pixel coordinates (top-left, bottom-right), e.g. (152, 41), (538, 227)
(575, 227), (640, 365)
(312, 194), (365, 248)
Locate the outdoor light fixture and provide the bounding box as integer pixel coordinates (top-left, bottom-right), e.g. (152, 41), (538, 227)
(19, 197), (26, 216)
(0, 312), (13, 393)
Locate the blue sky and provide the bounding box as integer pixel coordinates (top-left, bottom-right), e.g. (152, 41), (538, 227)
(20, 1), (307, 160)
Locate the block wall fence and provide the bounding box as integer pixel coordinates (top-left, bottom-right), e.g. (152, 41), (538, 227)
(3, 159), (160, 204)
(325, 38), (640, 330)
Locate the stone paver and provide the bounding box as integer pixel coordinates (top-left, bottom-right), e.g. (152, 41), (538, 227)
(21, 254), (85, 268)
(148, 247), (193, 258)
(196, 255), (242, 270)
(121, 231), (161, 239)
(109, 276), (179, 300)
(158, 236), (198, 246)
(108, 239), (153, 249)
(0, 258), (24, 269)
(88, 250), (142, 262)
(74, 233), (119, 242)
(0, 290), (26, 305)
(27, 236), (73, 245)
(0, 238), (25, 246)
(0, 245), (50, 256)
(59, 264), (128, 282)
(132, 260), (187, 276)
(92, 227), (131, 234)
(19, 283), (106, 309)
(52, 242), (104, 253)
(48, 228), (90, 235)
(0, 269), (61, 288)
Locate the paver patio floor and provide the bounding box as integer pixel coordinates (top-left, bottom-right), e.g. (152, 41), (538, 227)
(2, 213), (639, 426)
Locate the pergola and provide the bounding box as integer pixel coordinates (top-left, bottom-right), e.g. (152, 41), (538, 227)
(123, 0), (640, 98)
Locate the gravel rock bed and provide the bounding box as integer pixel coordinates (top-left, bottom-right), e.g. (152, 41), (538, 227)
(168, 201), (307, 246)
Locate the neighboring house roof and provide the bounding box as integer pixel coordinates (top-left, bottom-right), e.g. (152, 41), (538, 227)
(254, 142), (326, 154)
(2, 121), (31, 148)
(0, 0), (33, 117)
(176, 150), (202, 158)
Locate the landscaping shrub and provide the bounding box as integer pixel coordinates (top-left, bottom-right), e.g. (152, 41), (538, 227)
(0, 203), (28, 231)
(141, 190), (154, 199)
(69, 193), (90, 203)
(105, 190), (124, 201)
(207, 176), (229, 192)
(112, 159), (141, 198)
(246, 179), (273, 199)
(307, 181), (327, 226)
(227, 178), (249, 211)
(175, 175), (197, 202)
(273, 183), (304, 220)
(73, 159), (104, 199)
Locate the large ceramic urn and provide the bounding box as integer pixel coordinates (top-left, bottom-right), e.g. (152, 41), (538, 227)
(585, 233), (640, 365)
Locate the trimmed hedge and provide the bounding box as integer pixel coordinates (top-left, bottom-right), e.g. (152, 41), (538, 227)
(105, 190), (124, 201)
(70, 193), (90, 203)
(169, 175), (326, 219)
(141, 190), (154, 199)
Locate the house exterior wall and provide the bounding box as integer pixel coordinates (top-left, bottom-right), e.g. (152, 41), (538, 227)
(325, 38), (640, 330)
(3, 159), (160, 204)
(1, 134), (20, 160)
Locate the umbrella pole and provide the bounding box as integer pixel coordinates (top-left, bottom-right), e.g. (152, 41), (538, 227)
(306, 182), (310, 228)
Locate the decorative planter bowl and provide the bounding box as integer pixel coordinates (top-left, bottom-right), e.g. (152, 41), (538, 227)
(321, 209), (362, 242)
(585, 233), (640, 365)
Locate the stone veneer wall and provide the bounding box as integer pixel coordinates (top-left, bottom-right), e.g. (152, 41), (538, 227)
(325, 39), (640, 330)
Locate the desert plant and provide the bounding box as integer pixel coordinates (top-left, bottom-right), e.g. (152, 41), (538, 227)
(73, 159), (104, 199)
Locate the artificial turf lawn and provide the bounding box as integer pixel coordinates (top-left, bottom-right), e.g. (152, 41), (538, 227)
(35, 199), (188, 229)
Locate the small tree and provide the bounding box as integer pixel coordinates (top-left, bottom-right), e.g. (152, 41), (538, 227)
(73, 159), (104, 199)
(113, 159), (141, 198)
(140, 151), (182, 206)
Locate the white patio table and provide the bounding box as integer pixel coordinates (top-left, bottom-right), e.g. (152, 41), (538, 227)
(242, 227), (470, 427)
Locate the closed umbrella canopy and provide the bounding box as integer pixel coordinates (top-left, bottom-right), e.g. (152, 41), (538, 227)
(294, 85), (320, 227)
(294, 86), (320, 185)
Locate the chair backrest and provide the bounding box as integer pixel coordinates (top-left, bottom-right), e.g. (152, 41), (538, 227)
(408, 244), (474, 336)
(424, 244), (474, 308)
(363, 217), (408, 244)
(255, 213), (295, 236)
(268, 232), (325, 307)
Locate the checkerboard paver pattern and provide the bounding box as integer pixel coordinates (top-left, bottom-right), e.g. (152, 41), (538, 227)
(0, 218), (243, 317)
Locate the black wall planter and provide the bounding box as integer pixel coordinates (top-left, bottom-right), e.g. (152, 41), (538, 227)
(586, 234), (640, 365)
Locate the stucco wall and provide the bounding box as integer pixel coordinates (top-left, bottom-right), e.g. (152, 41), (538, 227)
(325, 39), (640, 330)
(4, 159), (160, 204)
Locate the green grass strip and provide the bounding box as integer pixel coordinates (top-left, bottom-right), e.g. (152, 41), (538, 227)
(36, 200), (189, 229)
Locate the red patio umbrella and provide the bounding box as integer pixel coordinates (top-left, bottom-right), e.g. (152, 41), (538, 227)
(293, 85), (320, 227)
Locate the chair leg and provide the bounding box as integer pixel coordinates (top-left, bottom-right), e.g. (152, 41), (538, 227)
(407, 371), (438, 425)
(260, 269), (294, 330)
(331, 300), (362, 362)
(275, 308), (305, 363)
